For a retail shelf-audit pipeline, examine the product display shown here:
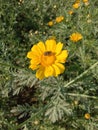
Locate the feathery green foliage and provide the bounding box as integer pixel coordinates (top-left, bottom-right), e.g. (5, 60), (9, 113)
(0, 0), (98, 130)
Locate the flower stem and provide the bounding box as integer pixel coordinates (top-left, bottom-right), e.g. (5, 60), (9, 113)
(65, 92), (98, 99)
(64, 61), (98, 88)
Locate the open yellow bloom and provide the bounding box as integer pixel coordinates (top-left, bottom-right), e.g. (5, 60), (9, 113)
(55, 16), (64, 23)
(48, 21), (54, 26)
(70, 32), (83, 42)
(73, 3), (80, 9)
(68, 10), (74, 15)
(83, 0), (89, 6)
(27, 39), (68, 80)
(84, 113), (91, 119)
(83, 0), (88, 2)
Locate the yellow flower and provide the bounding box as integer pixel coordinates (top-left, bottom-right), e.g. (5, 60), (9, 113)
(83, 0), (88, 2)
(27, 39), (68, 80)
(73, 3), (80, 9)
(84, 113), (91, 119)
(33, 120), (39, 125)
(68, 10), (74, 15)
(70, 32), (83, 42)
(55, 16), (64, 23)
(48, 21), (54, 26)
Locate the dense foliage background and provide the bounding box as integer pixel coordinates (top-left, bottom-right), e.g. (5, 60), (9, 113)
(0, 0), (98, 130)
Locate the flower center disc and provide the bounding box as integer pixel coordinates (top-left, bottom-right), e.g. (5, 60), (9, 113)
(41, 51), (56, 67)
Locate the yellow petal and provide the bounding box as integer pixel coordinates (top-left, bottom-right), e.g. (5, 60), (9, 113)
(29, 64), (39, 70)
(56, 50), (68, 63)
(52, 64), (61, 76)
(31, 44), (43, 55)
(37, 41), (46, 53)
(44, 66), (54, 77)
(55, 42), (63, 55)
(36, 67), (45, 80)
(31, 45), (38, 52)
(55, 63), (65, 73)
(45, 39), (56, 52)
(30, 58), (40, 65)
(27, 51), (34, 59)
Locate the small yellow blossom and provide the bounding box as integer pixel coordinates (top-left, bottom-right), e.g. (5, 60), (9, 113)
(29, 30), (33, 36)
(83, 0), (89, 6)
(74, 100), (78, 105)
(48, 21), (54, 26)
(53, 5), (57, 9)
(55, 16), (64, 23)
(83, 0), (88, 2)
(73, 3), (80, 9)
(27, 39), (68, 80)
(87, 19), (92, 23)
(87, 14), (90, 18)
(84, 113), (91, 119)
(34, 30), (39, 35)
(68, 10), (74, 15)
(70, 32), (83, 42)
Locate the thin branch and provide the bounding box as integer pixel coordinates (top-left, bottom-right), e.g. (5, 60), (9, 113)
(64, 61), (98, 88)
(65, 93), (98, 99)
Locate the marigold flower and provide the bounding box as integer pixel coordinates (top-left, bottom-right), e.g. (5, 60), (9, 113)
(73, 3), (80, 9)
(33, 120), (39, 125)
(68, 10), (74, 15)
(70, 32), (83, 42)
(48, 21), (54, 26)
(84, 113), (91, 119)
(27, 39), (68, 80)
(55, 16), (64, 23)
(83, 0), (88, 2)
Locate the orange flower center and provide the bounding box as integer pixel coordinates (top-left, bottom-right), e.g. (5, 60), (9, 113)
(41, 51), (56, 67)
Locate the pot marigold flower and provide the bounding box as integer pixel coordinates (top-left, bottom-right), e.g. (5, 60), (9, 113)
(48, 21), (54, 26)
(70, 32), (83, 42)
(55, 16), (64, 23)
(68, 10), (74, 15)
(27, 39), (68, 80)
(84, 113), (91, 119)
(73, 3), (80, 9)
(83, 0), (88, 2)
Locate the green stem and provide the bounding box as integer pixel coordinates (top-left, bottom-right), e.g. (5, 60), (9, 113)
(64, 61), (98, 88)
(65, 92), (98, 99)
